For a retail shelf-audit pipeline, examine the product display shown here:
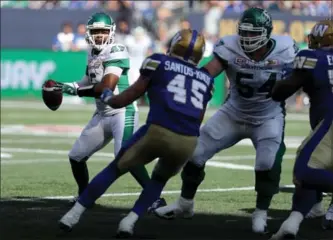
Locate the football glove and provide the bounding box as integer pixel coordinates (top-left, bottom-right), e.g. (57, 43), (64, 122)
(61, 82), (78, 96)
(101, 89), (114, 104)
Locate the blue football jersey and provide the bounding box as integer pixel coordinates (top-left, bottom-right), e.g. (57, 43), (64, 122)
(140, 53), (214, 136)
(293, 48), (333, 129)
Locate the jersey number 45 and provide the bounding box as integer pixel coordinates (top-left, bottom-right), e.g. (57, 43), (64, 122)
(167, 74), (208, 110)
(236, 72), (277, 98)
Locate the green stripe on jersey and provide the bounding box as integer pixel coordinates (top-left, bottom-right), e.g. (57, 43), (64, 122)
(121, 110), (135, 144)
(103, 58), (130, 69)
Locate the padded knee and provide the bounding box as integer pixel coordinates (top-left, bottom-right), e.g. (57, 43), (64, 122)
(69, 156), (89, 163)
(181, 161), (206, 186)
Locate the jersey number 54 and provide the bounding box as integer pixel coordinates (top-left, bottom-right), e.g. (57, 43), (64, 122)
(236, 72), (277, 98)
(167, 74), (208, 110)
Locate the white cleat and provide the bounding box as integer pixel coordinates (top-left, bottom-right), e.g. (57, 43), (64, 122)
(322, 203), (333, 230)
(117, 211), (138, 238)
(252, 208), (267, 234)
(306, 201), (325, 218)
(58, 202), (86, 232)
(270, 211), (303, 240)
(154, 196), (194, 220)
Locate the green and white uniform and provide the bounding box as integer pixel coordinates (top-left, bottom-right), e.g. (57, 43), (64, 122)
(69, 44), (139, 162)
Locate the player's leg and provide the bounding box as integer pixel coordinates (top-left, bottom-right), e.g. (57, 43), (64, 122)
(112, 110), (166, 210)
(117, 125), (197, 236)
(293, 118), (333, 192)
(68, 113), (112, 196)
(251, 115), (286, 233)
(59, 124), (194, 234)
(155, 108), (246, 219)
(270, 118), (333, 239)
(59, 124), (155, 231)
(112, 110), (151, 189)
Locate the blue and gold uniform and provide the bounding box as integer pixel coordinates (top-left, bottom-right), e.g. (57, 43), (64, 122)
(270, 19), (333, 240)
(141, 53), (212, 136)
(293, 41), (333, 191)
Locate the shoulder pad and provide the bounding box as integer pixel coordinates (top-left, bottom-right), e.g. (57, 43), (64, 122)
(213, 35), (238, 63)
(141, 53), (164, 71)
(293, 49), (318, 70)
(272, 35), (298, 53)
(104, 44), (129, 61)
(272, 35), (298, 63)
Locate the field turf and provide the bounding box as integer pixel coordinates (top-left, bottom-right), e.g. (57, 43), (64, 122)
(0, 99), (331, 240)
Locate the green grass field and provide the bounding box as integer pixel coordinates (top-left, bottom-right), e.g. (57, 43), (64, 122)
(0, 99), (331, 240)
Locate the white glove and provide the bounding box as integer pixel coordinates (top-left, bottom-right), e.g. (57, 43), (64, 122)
(62, 82), (79, 96)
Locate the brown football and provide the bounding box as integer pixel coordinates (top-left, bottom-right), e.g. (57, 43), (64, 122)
(42, 79), (63, 111)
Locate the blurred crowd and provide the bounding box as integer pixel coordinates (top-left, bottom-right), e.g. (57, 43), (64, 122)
(1, 0), (332, 17)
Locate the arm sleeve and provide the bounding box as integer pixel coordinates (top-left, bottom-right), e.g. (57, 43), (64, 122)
(212, 38), (230, 69)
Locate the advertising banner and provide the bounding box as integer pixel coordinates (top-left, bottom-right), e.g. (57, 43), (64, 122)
(1, 49), (87, 98)
(1, 49), (225, 106)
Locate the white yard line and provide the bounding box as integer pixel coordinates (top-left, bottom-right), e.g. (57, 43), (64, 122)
(0, 157), (255, 170)
(1, 147), (297, 162)
(0, 184), (296, 201)
(1, 153), (12, 158)
(1, 147), (113, 157)
(1, 139), (75, 144)
(1, 100), (308, 120)
(1, 147), (298, 171)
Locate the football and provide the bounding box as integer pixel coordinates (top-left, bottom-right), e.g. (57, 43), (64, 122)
(42, 79), (63, 111)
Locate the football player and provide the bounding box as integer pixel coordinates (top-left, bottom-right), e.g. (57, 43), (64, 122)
(155, 7), (299, 233)
(58, 29), (214, 237)
(270, 19), (333, 239)
(54, 12), (165, 208)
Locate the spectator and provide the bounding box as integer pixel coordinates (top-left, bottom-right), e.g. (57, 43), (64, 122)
(52, 22), (75, 52)
(72, 23), (88, 51)
(115, 18), (132, 46)
(204, 1), (224, 37)
(126, 26), (152, 70)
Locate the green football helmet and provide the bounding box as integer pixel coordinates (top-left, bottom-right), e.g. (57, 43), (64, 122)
(238, 7), (273, 53)
(86, 12), (116, 51)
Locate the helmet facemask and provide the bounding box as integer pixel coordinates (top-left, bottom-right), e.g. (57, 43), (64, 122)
(238, 23), (269, 53)
(86, 23), (116, 51)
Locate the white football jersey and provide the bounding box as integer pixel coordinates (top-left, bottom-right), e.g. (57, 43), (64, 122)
(86, 43), (138, 115)
(214, 34), (298, 124)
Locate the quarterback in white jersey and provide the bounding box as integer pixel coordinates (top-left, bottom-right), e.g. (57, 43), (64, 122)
(57, 12), (165, 208)
(155, 7), (298, 233)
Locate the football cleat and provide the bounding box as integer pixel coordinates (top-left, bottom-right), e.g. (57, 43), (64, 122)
(68, 196), (78, 206)
(306, 201), (325, 218)
(322, 203), (333, 230)
(252, 209), (268, 234)
(270, 211), (303, 240)
(116, 212), (138, 238)
(269, 220), (298, 240)
(147, 198), (167, 214)
(59, 202), (86, 232)
(154, 196), (194, 220)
